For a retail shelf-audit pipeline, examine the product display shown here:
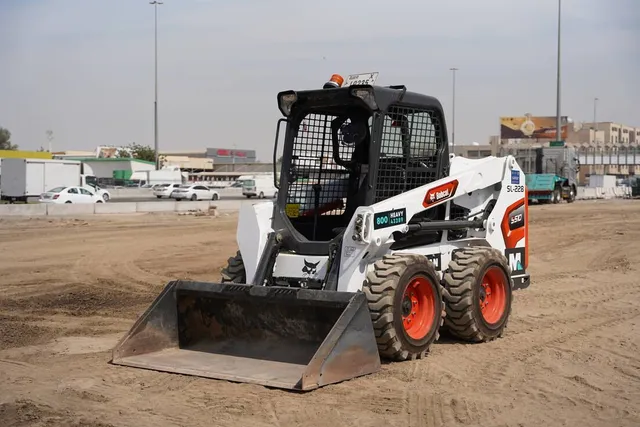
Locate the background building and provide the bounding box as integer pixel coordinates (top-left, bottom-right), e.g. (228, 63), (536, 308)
(205, 148), (257, 165)
(495, 116), (640, 179)
(63, 157), (155, 179)
(159, 147), (258, 171)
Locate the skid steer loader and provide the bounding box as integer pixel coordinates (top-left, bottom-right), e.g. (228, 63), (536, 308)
(111, 72), (530, 391)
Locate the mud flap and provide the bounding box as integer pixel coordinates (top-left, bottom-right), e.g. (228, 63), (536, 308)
(111, 281), (381, 391)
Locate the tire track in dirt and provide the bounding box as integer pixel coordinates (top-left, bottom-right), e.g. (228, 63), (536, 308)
(398, 356), (483, 427)
(2, 203), (640, 426)
(508, 277), (640, 342)
(491, 310), (640, 393)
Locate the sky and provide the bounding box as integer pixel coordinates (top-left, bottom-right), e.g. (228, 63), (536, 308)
(0, 0), (638, 161)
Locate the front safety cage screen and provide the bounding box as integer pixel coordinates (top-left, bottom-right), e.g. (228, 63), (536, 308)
(374, 105), (444, 203)
(284, 113), (365, 219)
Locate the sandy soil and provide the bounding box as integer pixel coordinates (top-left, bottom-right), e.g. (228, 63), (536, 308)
(0, 202), (639, 427)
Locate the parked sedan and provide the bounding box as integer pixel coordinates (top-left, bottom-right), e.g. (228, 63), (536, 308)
(153, 183), (182, 199)
(170, 184), (220, 201)
(86, 184), (111, 202)
(39, 186), (104, 204)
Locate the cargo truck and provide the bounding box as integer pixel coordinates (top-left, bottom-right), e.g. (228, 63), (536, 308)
(512, 146), (579, 204)
(128, 166), (187, 187)
(0, 158), (97, 203)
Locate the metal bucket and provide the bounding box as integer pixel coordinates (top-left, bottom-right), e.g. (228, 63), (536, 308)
(111, 281), (381, 391)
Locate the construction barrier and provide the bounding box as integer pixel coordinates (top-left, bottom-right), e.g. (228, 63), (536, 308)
(0, 187), (631, 218)
(576, 186), (631, 200)
(109, 187), (240, 199)
(0, 201), (218, 217)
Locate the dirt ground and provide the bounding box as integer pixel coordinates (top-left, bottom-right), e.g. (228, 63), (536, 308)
(0, 201), (639, 427)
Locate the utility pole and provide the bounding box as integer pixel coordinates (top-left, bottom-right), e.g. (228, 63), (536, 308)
(593, 97), (598, 145)
(150, 1), (163, 170)
(555, 0), (562, 143)
(450, 67), (458, 150)
(46, 130), (54, 153)
(232, 143), (236, 172)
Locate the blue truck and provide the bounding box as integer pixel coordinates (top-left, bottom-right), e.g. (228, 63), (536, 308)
(513, 146), (580, 204)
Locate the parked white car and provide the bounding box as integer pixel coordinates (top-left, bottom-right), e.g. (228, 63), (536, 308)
(170, 184), (220, 201)
(153, 183), (182, 199)
(39, 186), (104, 204)
(86, 184), (111, 202)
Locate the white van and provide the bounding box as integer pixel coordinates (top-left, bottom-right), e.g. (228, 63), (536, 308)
(242, 175), (277, 199)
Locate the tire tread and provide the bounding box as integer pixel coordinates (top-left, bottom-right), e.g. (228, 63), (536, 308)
(221, 250), (246, 283)
(363, 253), (445, 362)
(442, 247), (512, 343)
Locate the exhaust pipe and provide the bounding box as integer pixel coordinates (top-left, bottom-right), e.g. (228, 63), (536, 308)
(111, 281), (381, 391)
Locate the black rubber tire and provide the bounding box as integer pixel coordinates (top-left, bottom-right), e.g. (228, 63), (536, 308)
(212, 193), (219, 201)
(552, 187), (561, 204)
(442, 247), (513, 343)
(156, 195), (162, 199)
(190, 194), (197, 201)
(221, 250), (246, 283)
(259, 192), (264, 199)
(363, 253), (445, 361)
(567, 185), (576, 203)
(65, 201), (72, 204)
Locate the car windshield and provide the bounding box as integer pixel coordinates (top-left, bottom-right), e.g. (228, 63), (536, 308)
(243, 180), (255, 187)
(47, 187), (66, 193)
(179, 185), (191, 189)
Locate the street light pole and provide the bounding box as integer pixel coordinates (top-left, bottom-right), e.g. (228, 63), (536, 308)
(150, 1), (163, 170)
(555, 0), (562, 143)
(593, 97), (598, 145)
(449, 67), (458, 150)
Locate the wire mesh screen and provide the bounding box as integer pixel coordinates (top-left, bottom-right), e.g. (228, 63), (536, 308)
(374, 106), (443, 203)
(285, 113), (365, 218)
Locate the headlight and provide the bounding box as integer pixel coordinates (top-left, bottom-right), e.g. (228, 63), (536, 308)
(278, 91), (297, 116)
(352, 209), (373, 244)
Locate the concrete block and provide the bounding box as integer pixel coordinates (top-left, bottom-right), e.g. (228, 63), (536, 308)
(578, 188), (597, 200)
(95, 202), (138, 214)
(46, 203), (95, 216)
(0, 203), (48, 217)
(136, 201), (176, 212)
(110, 188), (154, 199)
(175, 201), (211, 212)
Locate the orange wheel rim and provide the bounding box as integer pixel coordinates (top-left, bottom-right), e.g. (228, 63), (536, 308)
(401, 276), (436, 340)
(479, 266), (507, 324)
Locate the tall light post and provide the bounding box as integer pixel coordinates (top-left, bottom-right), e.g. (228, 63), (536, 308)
(555, 0), (562, 143)
(150, 1), (163, 170)
(450, 67), (458, 150)
(45, 130), (54, 153)
(593, 97), (598, 145)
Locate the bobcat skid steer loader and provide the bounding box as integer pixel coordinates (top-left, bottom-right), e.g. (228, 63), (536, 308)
(111, 73), (530, 391)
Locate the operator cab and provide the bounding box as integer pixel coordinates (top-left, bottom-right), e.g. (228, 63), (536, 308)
(271, 73), (467, 256)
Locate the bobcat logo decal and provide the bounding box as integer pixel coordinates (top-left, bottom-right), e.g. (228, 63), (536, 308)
(302, 259), (320, 276)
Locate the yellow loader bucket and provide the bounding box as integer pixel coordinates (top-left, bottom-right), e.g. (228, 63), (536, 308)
(111, 281), (381, 391)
